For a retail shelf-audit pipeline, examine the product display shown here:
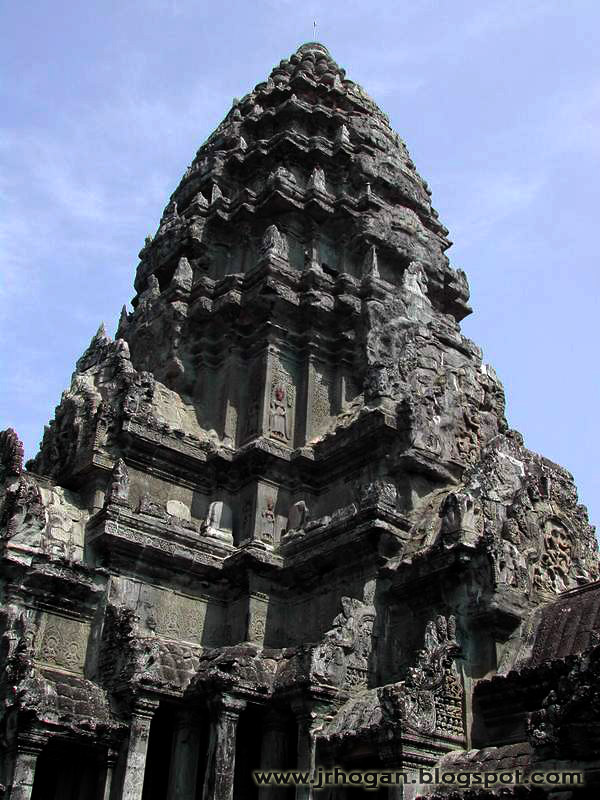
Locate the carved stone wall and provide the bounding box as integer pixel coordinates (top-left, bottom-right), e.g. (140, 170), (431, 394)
(34, 613), (90, 674)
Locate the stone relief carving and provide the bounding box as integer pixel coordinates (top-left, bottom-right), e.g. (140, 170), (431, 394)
(104, 458), (130, 507)
(43, 485), (86, 562)
(402, 260), (428, 298)
(439, 490), (482, 546)
(35, 614), (90, 674)
(381, 614), (462, 737)
(260, 498), (276, 545)
(534, 518), (573, 594)
(488, 517), (533, 591)
(268, 383), (290, 442)
(1, 477), (46, 549)
(310, 369), (332, 439)
(140, 588), (207, 645)
(311, 597), (376, 693)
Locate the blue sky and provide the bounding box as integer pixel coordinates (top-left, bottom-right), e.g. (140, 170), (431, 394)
(2, 1), (599, 529)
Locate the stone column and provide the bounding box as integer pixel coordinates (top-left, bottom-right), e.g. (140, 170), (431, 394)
(7, 733), (46, 800)
(166, 708), (202, 800)
(99, 747), (118, 800)
(258, 711), (288, 800)
(293, 708), (320, 800)
(202, 695), (246, 800)
(118, 697), (159, 800)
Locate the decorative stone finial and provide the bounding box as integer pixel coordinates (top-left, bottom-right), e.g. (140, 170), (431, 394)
(171, 256), (193, 293)
(94, 322), (109, 342)
(0, 428), (24, 482)
(364, 245), (379, 278)
(116, 305), (129, 338)
(309, 165), (327, 193)
(260, 224), (288, 259)
(296, 42), (331, 59)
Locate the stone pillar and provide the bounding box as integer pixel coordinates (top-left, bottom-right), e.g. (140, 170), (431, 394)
(7, 733), (46, 800)
(166, 708), (202, 800)
(258, 711), (288, 800)
(202, 695), (246, 800)
(99, 747), (118, 800)
(118, 697), (159, 800)
(293, 708), (320, 800)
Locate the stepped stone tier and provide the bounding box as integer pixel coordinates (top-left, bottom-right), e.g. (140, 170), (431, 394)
(1, 42), (598, 799)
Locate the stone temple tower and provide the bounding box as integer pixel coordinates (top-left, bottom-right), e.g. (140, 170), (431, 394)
(1, 43), (599, 800)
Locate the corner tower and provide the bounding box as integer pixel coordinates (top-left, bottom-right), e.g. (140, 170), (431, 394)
(1, 43), (598, 800)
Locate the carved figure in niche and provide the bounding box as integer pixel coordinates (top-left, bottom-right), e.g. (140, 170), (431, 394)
(104, 459), (129, 507)
(495, 518), (530, 589)
(260, 498), (276, 544)
(204, 500), (234, 545)
(287, 500), (309, 532)
(1, 477), (46, 548)
(439, 491), (480, 544)
(402, 261), (428, 298)
(269, 384), (290, 441)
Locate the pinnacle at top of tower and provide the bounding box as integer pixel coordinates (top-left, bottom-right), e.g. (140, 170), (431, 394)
(295, 41), (331, 58)
(133, 41), (457, 311)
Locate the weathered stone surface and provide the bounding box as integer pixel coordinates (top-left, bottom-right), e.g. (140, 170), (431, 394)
(1, 41), (598, 798)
